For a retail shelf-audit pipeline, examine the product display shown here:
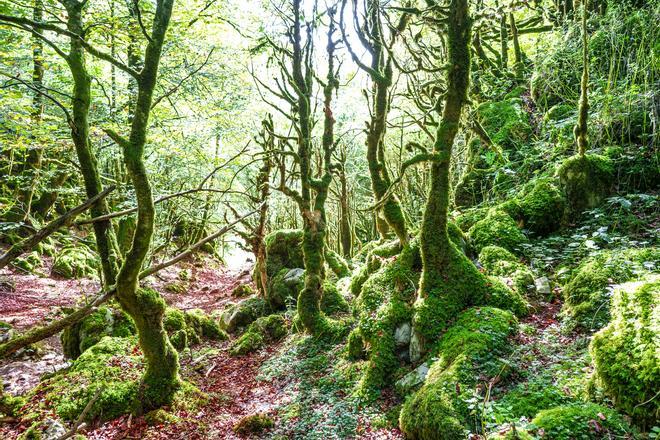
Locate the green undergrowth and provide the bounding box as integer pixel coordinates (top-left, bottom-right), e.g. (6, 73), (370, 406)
(257, 334), (389, 438)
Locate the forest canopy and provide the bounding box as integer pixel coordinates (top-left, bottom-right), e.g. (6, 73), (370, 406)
(0, 0), (658, 438)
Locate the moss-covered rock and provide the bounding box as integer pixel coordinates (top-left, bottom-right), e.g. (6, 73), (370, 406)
(557, 154), (614, 217)
(233, 413), (274, 436)
(353, 242), (420, 391)
(325, 248), (350, 278)
(52, 245), (99, 279)
(477, 98), (533, 151)
(589, 276), (659, 427)
(34, 336), (142, 422)
(513, 179), (565, 236)
(232, 283), (254, 298)
(468, 210), (528, 254)
(453, 207), (489, 232)
(12, 251), (43, 273)
(61, 306), (136, 359)
(562, 247), (659, 329)
(320, 281), (350, 315)
(399, 307), (519, 439)
(479, 246), (537, 298)
(163, 307), (227, 350)
(230, 314), (287, 356)
(219, 297), (267, 334)
(531, 403), (634, 439)
(259, 229), (304, 281)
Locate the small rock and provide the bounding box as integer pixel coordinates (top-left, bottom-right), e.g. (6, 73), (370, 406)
(394, 322), (412, 348)
(535, 277), (551, 295)
(395, 362), (430, 395)
(42, 418), (66, 440)
(283, 268), (305, 286)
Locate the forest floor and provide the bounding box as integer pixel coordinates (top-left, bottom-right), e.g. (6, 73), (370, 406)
(0, 256), (403, 439)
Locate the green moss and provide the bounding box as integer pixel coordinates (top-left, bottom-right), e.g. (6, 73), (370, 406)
(558, 154), (614, 216)
(320, 281), (349, 315)
(477, 98), (532, 151)
(562, 247), (659, 329)
(0, 389), (26, 416)
(144, 408), (179, 426)
(479, 246), (536, 298)
(232, 284), (254, 298)
(35, 336), (141, 422)
(263, 229), (304, 277)
(233, 413), (274, 436)
(325, 249), (350, 278)
(413, 243), (527, 348)
(61, 306), (136, 359)
(346, 328), (365, 360)
(354, 242), (419, 392)
(13, 251), (42, 273)
(515, 179), (565, 236)
(531, 403), (634, 439)
(219, 297), (267, 334)
(453, 207), (489, 232)
(163, 307), (227, 351)
(400, 307), (519, 439)
(52, 245), (99, 279)
(468, 210), (528, 254)
(230, 314), (287, 356)
(589, 276), (659, 427)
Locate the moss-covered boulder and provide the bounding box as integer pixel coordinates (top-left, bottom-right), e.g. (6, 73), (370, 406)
(52, 245), (99, 279)
(232, 283), (254, 298)
(61, 306), (136, 359)
(507, 179), (565, 236)
(325, 248), (350, 278)
(233, 413), (274, 436)
(562, 247), (659, 329)
(468, 210), (528, 254)
(589, 276), (659, 427)
(12, 251), (43, 273)
(453, 207), (489, 232)
(259, 229), (304, 281)
(219, 296), (267, 334)
(164, 307), (228, 350)
(399, 307), (519, 439)
(558, 154), (614, 217)
(531, 403), (634, 439)
(477, 98), (532, 151)
(479, 246), (537, 298)
(34, 336), (142, 422)
(230, 314), (287, 356)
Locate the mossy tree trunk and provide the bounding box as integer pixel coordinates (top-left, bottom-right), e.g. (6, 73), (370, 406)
(107, 0), (179, 410)
(416, 0), (472, 339)
(62, 0), (120, 286)
(341, 0), (409, 244)
(264, 2), (340, 334)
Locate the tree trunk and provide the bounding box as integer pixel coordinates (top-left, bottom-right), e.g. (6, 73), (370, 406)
(575, 0), (589, 157)
(111, 0), (178, 410)
(63, 0), (119, 287)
